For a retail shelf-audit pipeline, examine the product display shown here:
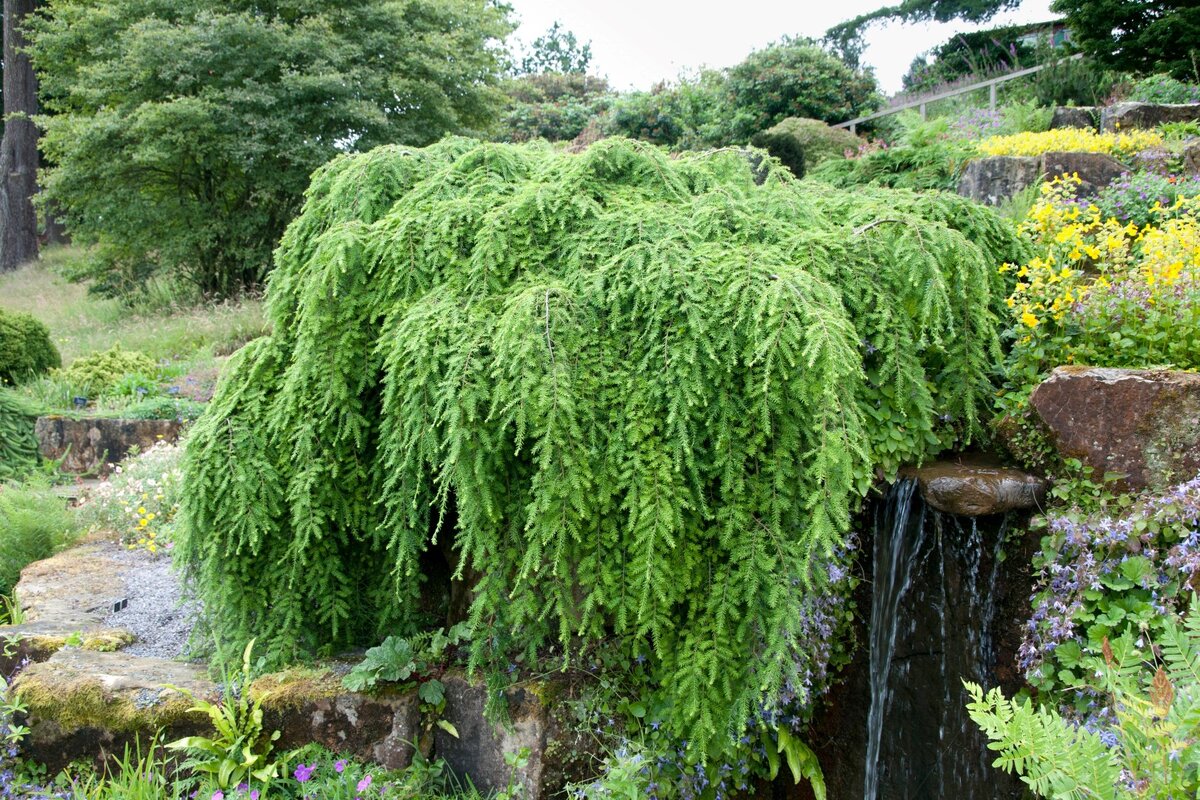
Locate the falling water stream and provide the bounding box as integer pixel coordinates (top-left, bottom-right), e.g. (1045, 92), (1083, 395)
(861, 479), (1010, 800)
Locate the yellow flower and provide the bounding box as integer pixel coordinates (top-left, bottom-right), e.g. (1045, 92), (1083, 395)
(137, 506), (146, 514)
(1021, 310), (1039, 328)
(148, 544), (158, 554)
(138, 518), (148, 528)
(147, 512), (156, 521)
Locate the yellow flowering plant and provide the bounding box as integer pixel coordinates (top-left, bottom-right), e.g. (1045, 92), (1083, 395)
(978, 128), (1166, 160)
(1000, 175), (1200, 421)
(77, 441), (184, 555)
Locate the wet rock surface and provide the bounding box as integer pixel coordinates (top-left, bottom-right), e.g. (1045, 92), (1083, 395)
(1101, 101), (1200, 131)
(35, 416), (182, 474)
(1030, 366), (1200, 491)
(902, 456), (1046, 517)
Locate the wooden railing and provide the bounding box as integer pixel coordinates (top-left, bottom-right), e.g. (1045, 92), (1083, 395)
(835, 53), (1083, 134)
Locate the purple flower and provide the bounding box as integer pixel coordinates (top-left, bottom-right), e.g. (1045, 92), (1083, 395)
(335, 759), (348, 774)
(357, 775), (373, 792)
(211, 793), (224, 800)
(294, 763), (316, 783)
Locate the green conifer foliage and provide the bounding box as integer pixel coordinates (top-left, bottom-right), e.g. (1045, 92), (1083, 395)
(179, 138), (1025, 742)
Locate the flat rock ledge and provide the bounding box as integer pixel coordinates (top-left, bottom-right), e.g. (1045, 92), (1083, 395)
(902, 456), (1047, 517)
(1030, 366), (1200, 492)
(1, 539), (591, 798)
(35, 416), (183, 474)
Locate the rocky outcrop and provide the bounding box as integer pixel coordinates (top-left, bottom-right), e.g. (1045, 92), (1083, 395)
(1040, 151), (1127, 196)
(14, 648), (214, 771)
(1050, 106), (1098, 130)
(902, 457), (1046, 516)
(958, 150), (1127, 206)
(435, 674), (594, 799)
(1030, 367), (1200, 491)
(35, 416), (182, 474)
(957, 156), (1041, 206)
(1101, 102), (1200, 131)
(1184, 141), (1200, 177)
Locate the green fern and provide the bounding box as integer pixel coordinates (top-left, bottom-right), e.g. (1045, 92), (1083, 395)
(179, 137), (1024, 746)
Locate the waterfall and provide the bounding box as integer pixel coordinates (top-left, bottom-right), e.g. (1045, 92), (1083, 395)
(863, 479), (926, 800)
(861, 479), (1012, 800)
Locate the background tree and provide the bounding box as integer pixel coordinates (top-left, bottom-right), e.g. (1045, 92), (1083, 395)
(0, 0), (40, 272)
(27, 0), (513, 298)
(515, 20), (592, 75)
(498, 22), (608, 143)
(825, 0), (1023, 66)
(722, 38), (881, 139)
(1051, 0), (1200, 80)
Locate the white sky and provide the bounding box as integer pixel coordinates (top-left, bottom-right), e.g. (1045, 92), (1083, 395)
(507, 0), (1059, 96)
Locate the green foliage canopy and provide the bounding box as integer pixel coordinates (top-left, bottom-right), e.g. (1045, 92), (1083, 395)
(1051, 0), (1200, 80)
(497, 72), (613, 143)
(179, 137), (1025, 745)
(27, 0), (513, 298)
(825, 0), (1022, 65)
(722, 38), (881, 138)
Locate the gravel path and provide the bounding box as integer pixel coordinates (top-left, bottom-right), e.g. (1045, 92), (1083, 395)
(104, 546), (202, 659)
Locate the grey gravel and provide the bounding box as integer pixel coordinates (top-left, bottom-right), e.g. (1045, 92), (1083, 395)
(103, 544), (202, 659)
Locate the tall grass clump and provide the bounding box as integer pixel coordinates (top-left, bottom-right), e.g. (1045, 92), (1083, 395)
(179, 137), (1025, 748)
(0, 479), (79, 599)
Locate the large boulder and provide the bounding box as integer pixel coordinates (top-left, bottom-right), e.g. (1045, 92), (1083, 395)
(902, 457), (1047, 517)
(1184, 140), (1200, 177)
(35, 416), (182, 474)
(435, 674), (595, 799)
(1101, 102), (1200, 131)
(1040, 151), (1128, 197)
(1050, 106), (1099, 131)
(957, 156), (1041, 206)
(1030, 367), (1200, 491)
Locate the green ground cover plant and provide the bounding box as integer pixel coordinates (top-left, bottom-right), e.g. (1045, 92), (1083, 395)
(179, 137), (1024, 761)
(0, 393), (41, 481)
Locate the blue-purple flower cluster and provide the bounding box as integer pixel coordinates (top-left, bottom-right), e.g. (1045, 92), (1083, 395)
(1020, 473), (1200, 685)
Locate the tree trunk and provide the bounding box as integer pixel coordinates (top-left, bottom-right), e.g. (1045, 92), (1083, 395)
(0, 0), (39, 272)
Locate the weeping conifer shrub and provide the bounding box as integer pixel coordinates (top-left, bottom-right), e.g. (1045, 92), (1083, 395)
(179, 137), (1025, 747)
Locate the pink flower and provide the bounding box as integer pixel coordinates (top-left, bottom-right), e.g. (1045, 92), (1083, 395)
(357, 775), (373, 792)
(211, 793), (224, 800)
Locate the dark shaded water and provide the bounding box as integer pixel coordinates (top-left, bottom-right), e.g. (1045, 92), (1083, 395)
(803, 479), (1027, 800)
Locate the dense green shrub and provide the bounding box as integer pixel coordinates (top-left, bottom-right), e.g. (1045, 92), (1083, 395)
(179, 137), (1024, 749)
(1127, 72), (1200, 104)
(0, 392), (41, 481)
(61, 346), (158, 397)
(751, 118), (861, 175)
(723, 38), (880, 140)
(605, 71), (730, 149)
(0, 479), (78, 598)
(27, 0), (514, 298)
(0, 309), (60, 385)
(497, 72), (613, 143)
(808, 117), (977, 191)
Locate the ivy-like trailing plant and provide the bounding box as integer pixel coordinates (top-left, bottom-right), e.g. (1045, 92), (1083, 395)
(178, 137), (1024, 751)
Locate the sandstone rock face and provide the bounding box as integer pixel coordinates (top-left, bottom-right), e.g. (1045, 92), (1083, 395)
(435, 675), (594, 799)
(1050, 106), (1098, 130)
(35, 416), (182, 473)
(903, 457), (1047, 517)
(1101, 102), (1200, 131)
(1184, 141), (1200, 177)
(1040, 151), (1127, 197)
(1030, 367), (1200, 491)
(957, 156), (1041, 206)
(254, 670), (419, 770)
